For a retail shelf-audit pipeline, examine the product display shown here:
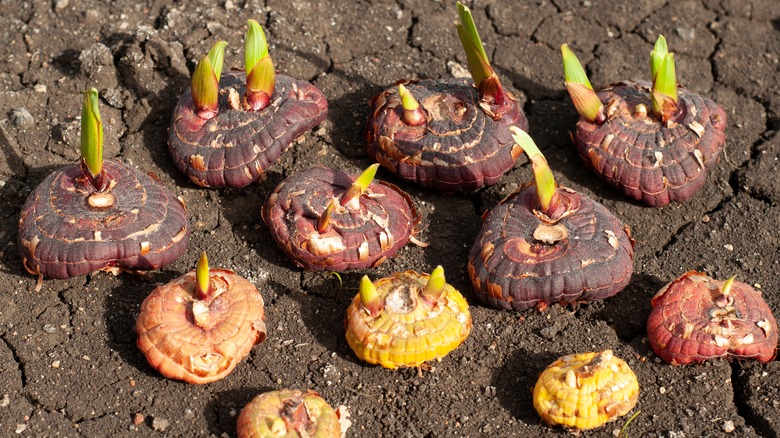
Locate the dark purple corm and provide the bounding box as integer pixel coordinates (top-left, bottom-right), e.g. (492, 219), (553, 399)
(366, 3), (528, 192)
(468, 129), (634, 310)
(263, 165), (418, 271)
(562, 38), (726, 207)
(18, 89), (189, 287)
(168, 21), (327, 188)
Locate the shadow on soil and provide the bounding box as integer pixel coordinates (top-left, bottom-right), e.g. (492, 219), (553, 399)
(103, 271), (184, 380)
(289, 279), (356, 362)
(206, 385), (276, 437)
(493, 347), (559, 426)
(595, 273), (666, 342)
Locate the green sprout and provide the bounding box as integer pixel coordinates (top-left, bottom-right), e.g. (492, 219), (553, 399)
(421, 265), (446, 304)
(651, 52), (678, 122)
(358, 275), (384, 317)
(329, 271), (344, 290)
(195, 251), (211, 299)
(191, 41), (228, 119)
(561, 44), (605, 124)
(341, 163), (380, 207)
(245, 19), (275, 111)
(80, 88), (104, 187)
(618, 410), (641, 437)
(721, 275), (736, 296)
(650, 35), (668, 81)
(398, 84), (426, 126)
(509, 127), (558, 214)
(456, 2), (504, 104)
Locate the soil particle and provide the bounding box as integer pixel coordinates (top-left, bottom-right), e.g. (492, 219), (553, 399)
(8, 108), (33, 129)
(152, 416), (169, 432)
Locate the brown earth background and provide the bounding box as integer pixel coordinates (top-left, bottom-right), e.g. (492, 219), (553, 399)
(1, 0), (779, 436)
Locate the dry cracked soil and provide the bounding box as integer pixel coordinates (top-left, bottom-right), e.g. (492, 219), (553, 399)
(1, 0), (779, 437)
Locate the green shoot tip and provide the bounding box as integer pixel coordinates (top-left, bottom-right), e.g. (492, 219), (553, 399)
(422, 265), (446, 303)
(341, 164), (380, 207)
(561, 44), (593, 90)
(398, 84), (426, 126)
(456, 2), (503, 103)
(651, 53), (678, 122)
(650, 35), (668, 81)
(80, 88), (104, 182)
(196, 251), (210, 298)
(359, 275), (383, 317)
(509, 127), (557, 213)
(721, 275), (736, 296)
(245, 19), (269, 74)
(207, 41), (228, 82)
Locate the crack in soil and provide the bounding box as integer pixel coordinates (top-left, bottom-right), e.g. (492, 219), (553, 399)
(731, 361), (776, 438)
(56, 286), (80, 342)
(0, 333), (26, 386)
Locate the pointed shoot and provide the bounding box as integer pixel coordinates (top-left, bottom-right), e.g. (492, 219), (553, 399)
(561, 44), (593, 90)
(721, 275), (736, 296)
(509, 127), (557, 214)
(81, 88), (104, 186)
(650, 35), (668, 81)
(340, 163), (379, 207)
(561, 44), (605, 124)
(456, 2), (504, 104)
(196, 251), (211, 299)
(398, 84), (426, 126)
(245, 19), (274, 111)
(245, 19), (269, 75)
(317, 200), (335, 234)
(651, 53), (679, 122)
(422, 265), (446, 304)
(359, 275), (383, 317)
(653, 53), (678, 102)
(191, 55), (220, 119)
(207, 41), (228, 83)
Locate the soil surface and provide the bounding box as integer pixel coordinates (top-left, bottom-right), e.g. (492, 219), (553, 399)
(1, 0), (779, 437)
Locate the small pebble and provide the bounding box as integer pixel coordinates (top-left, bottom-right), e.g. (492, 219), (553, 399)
(722, 420), (735, 433)
(42, 324), (56, 333)
(701, 215), (710, 223)
(33, 84), (47, 93)
(15, 424), (26, 434)
(676, 27), (695, 40)
(133, 413), (144, 425)
(659, 386), (666, 394)
(540, 326), (559, 340)
(53, 0), (69, 12)
(0, 394), (9, 407)
(724, 244), (734, 251)
(51, 360), (60, 368)
(152, 417), (169, 432)
(9, 108), (34, 129)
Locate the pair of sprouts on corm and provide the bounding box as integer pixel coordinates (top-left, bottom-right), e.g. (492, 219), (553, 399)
(192, 19), (274, 119)
(563, 35), (679, 124)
